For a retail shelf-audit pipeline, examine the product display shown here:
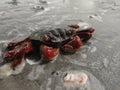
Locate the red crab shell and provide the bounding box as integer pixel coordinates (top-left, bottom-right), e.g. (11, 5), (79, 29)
(1, 24), (95, 71)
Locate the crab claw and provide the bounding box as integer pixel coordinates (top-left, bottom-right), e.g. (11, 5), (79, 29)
(3, 42), (33, 70)
(61, 36), (82, 53)
(40, 45), (59, 61)
(3, 48), (24, 70)
(76, 27), (95, 41)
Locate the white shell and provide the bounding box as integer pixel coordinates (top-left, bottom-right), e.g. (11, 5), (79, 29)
(64, 72), (88, 85)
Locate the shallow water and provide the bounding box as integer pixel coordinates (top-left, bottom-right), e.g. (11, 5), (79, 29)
(0, 0), (120, 90)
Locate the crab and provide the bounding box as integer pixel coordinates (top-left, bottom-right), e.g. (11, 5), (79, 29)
(1, 24), (94, 71)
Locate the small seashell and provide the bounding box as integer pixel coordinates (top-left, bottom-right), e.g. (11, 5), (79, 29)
(64, 72), (88, 85)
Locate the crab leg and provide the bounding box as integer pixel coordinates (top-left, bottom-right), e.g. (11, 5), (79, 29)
(40, 45), (59, 61)
(76, 27), (95, 41)
(61, 36), (82, 53)
(68, 24), (80, 29)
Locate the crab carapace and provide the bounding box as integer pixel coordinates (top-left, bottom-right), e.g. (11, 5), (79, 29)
(2, 24), (94, 69)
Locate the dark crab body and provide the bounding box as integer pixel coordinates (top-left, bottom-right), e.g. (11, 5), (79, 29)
(1, 24), (94, 70)
(30, 28), (74, 48)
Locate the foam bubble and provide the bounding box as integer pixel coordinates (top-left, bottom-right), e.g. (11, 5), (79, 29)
(78, 22), (90, 29)
(26, 58), (40, 65)
(90, 46), (97, 53)
(0, 60), (26, 79)
(7, 30), (19, 36)
(28, 65), (45, 80)
(0, 40), (10, 44)
(0, 63), (13, 79)
(103, 58), (109, 68)
(81, 53), (87, 59)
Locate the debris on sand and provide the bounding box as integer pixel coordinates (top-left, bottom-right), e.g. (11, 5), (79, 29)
(6, 0), (20, 5)
(89, 14), (103, 22)
(0, 11), (5, 16)
(39, 0), (47, 4)
(32, 5), (44, 10)
(32, 5), (45, 12)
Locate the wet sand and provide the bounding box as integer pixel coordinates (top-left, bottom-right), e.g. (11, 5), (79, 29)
(0, 0), (120, 90)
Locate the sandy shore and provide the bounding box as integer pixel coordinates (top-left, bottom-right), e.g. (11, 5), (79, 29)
(0, 0), (120, 90)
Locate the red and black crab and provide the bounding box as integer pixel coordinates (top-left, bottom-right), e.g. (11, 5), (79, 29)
(1, 24), (94, 70)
